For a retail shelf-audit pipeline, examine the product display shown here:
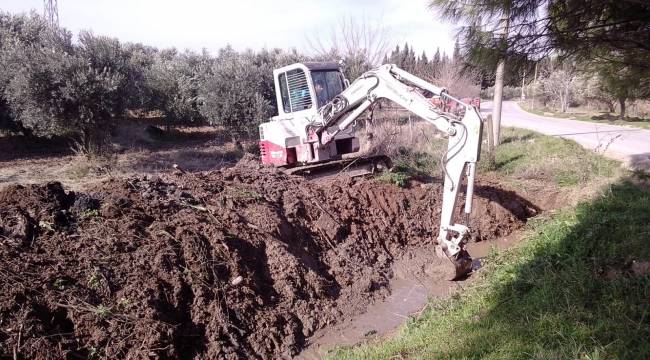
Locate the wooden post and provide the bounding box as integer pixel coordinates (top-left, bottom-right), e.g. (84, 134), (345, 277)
(486, 114), (496, 169)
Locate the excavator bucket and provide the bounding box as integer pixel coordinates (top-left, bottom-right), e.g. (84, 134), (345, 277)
(436, 245), (473, 280)
(450, 250), (473, 280)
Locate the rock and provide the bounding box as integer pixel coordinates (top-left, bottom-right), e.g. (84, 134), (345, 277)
(231, 275), (244, 286)
(631, 261), (650, 276)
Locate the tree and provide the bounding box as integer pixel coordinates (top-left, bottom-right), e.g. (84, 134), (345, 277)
(306, 16), (391, 80)
(417, 50), (429, 74)
(452, 39), (461, 63)
(0, 11), (73, 136)
(144, 49), (204, 126)
(431, 48), (441, 77)
(198, 48), (274, 142)
(430, 0), (650, 140)
(399, 43), (417, 72)
(424, 58), (480, 98)
(539, 59), (578, 113)
(429, 0), (650, 71)
(596, 61), (648, 119)
(389, 45), (401, 65)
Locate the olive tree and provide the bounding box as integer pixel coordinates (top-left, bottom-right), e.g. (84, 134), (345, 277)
(198, 47), (274, 142)
(145, 49), (204, 126)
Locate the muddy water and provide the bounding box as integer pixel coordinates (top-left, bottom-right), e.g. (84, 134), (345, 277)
(299, 233), (523, 359)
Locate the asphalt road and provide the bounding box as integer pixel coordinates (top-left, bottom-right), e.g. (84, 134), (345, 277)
(481, 101), (650, 171)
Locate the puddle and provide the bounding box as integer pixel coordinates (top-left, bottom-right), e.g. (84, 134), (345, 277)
(298, 247), (460, 359)
(298, 232), (523, 359)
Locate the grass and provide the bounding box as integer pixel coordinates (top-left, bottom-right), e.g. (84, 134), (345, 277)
(381, 126), (619, 190)
(518, 101), (650, 130)
(331, 177), (650, 359)
(480, 127), (619, 188)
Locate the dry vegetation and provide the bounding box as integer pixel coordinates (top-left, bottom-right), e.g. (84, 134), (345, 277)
(0, 122), (253, 191)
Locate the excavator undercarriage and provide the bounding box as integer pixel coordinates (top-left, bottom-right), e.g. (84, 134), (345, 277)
(280, 155), (392, 179)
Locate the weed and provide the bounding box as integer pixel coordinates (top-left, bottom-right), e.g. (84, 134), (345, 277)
(80, 209), (100, 219)
(87, 273), (100, 290)
(364, 330), (378, 337)
(235, 189), (263, 201)
(94, 305), (111, 318)
(88, 346), (101, 359)
(377, 171), (410, 188)
(53, 278), (67, 290)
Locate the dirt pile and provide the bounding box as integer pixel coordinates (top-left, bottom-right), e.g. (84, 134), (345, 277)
(0, 156), (537, 359)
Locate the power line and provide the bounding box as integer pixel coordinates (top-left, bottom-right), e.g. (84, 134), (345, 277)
(44, 0), (59, 26)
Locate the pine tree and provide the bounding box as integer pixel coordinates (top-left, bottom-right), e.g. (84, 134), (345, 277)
(420, 50), (429, 66)
(452, 38), (461, 63)
(417, 50), (429, 75)
(407, 46), (416, 72)
(389, 45), (401, 65)
(401, 43), (410, 69)
(432, 47), (441, 77)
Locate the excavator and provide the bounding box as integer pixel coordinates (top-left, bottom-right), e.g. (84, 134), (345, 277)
(259, 62), (483, 279)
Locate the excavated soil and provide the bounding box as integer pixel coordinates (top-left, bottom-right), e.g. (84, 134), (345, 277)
(0, 155), (537, 359)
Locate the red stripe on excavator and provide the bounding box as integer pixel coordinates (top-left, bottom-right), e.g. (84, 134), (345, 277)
(260, 140), (289, 166)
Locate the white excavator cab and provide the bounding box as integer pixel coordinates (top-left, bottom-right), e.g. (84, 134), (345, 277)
(272, 62), (347, 117)
(260, 63), (360, 167)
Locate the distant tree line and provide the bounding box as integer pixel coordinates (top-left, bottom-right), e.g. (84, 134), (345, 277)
(0, 12), (307, 154)
(382, 40), (481, 98)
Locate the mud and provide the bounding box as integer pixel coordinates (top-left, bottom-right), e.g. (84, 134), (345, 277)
(0, 155), (537, 359)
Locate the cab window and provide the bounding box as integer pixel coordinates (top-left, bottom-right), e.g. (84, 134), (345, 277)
(311, 70), (345, 108)
(280, 68), (312, 113)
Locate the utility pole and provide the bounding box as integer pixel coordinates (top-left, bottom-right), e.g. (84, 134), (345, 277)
(532, 62), (538, 110)
(521, 68), (526, 100)
(491, 8), (510, 146)
(44, 0), (59, 26)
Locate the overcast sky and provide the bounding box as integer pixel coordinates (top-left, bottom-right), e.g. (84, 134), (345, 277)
(2, 0), (457, 58)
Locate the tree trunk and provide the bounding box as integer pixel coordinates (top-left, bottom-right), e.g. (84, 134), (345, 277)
(492, 59), (505, 144)
(491, 10), (510, 145)
(618, 97), (626, 119)
(232, 134), (244, 153)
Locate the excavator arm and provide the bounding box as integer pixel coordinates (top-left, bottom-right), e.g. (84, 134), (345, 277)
(310, 64), (484, 278)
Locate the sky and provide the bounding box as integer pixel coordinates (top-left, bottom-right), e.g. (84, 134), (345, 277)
(2, 0), (457, 58)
